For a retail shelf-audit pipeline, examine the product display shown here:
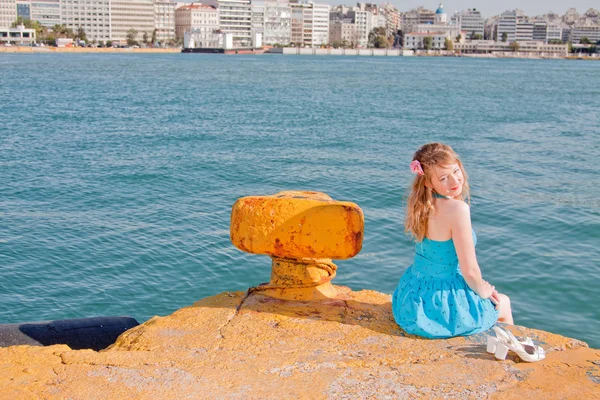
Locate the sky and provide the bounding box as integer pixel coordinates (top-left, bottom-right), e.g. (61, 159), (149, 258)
(325, 1), (599, 18)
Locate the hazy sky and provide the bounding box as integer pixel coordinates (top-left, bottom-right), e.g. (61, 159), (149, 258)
(326, 1), (598, 18)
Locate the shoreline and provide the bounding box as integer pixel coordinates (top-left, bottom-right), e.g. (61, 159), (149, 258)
(0, 46), (180, 54)
(1, 46), (598, 60)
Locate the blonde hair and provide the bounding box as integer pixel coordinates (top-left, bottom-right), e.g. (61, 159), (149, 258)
(405, 143), (470, 242)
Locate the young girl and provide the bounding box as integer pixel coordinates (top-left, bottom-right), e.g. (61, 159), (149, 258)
(392, 143), (513, 338)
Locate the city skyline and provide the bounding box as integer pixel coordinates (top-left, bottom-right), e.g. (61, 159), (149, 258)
(247, 0), (598, 19)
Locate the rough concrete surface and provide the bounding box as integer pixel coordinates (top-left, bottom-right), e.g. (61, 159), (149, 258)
(1, 288), (598, 399)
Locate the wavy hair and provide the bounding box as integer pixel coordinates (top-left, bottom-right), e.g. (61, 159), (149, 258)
(405, 143), (470, 242)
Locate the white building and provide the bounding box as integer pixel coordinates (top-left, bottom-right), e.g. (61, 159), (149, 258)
(496, 10), (517, 42)
(251, 2), (264, 41)
(110, 0), (155, 43)
(0, 23), (35, 43)
(451, 8), (484, 38)
(30, 0), (61, 28)
(455, 40), (568, 57)
(572, 25), (600, 44)
(215, 0), (252, 47)
(262, 0), (291, 45)
(547, 25), (562, 42)
(0, 0), (17, 29)
(404, 31), (448, 49)
(311, 2), (328, 46)
(532, 21), (547, 43)
(60, 0), (111, 41)
(515, 20), (533, 42)
(347, 5), (374, 48)
(175, 3), (218, 41)
(414, 4), (460, 42)
(289, 1), (328, 48)
(154, 0), (176, 41)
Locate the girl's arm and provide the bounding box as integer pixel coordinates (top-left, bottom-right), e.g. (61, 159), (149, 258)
(450, 201), (494, 299)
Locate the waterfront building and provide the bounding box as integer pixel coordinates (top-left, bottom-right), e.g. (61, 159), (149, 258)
(289, 0), (304, 45)
(328, 18), (355, 46)
(16, 0), (29, 20)
(214, 0), (252, 47)
(414, 4), (460, 42)
(347, 3), (377, 48)
(532, 20), (547, 43)
(311, 2), (328, 46)
(515, 20), (533, 42)
(262, 0), (291, 46)
(290, 1), (328, 48)
(30, 0), (61, 28)
(110, 0), (155, 43)
(60, 0), (111, 41)
(496, 9), (540, 43)
(382, 2), (399, 37)
(0, 0), (17, 28)
(400, 7), (434, 36)
(404, 31), (448, 49)
(175, 3), (218, 42)
(571, 25), (600, 44)
(547, 25), (562, 42)
(251, 2), (264, 42)
(496, 10), (517, 42)
(154, 0), (176, 41)
(562, 27), (571, 43)
(451, 8), (484, 38)
(454, 40), (568, 57)
(0, 23), (35, 43)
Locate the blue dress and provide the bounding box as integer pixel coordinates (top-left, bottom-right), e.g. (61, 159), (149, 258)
(392, 226), (499, 338)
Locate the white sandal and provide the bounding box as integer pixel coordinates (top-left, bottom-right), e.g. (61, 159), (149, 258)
(487, 326), (545, 362)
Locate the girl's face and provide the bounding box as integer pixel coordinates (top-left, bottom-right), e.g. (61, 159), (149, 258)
(427, 163), (464, 198)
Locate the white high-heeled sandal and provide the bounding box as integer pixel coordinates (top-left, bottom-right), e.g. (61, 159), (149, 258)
(487, 326), (545, 362)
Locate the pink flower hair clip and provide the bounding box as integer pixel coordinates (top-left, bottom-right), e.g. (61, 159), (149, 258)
(410, 160), (424, 176)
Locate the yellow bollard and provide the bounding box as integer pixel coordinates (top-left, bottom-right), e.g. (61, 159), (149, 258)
(230, 191), (364, 300)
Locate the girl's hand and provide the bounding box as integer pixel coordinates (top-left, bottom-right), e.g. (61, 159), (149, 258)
(490, 289), (501, 310)
(477, 280), (495, 300)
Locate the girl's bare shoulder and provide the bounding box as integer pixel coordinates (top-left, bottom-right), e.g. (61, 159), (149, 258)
(440, 199), (470, 218)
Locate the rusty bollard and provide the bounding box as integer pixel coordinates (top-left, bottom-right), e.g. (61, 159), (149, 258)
(230, 191), (364, 301)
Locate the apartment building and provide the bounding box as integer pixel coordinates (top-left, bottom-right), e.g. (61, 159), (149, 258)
(262, 0), (291, 45)
(496, 10), (517, 42)
(16, 0), (29, 20)
(547, 25), (562, 42)
(251, 2), (263, 40)
(451, 8), (484, 38)
(110, 0), (154, 42)
(175, 3), (218, 41)
(571, 25), (600, 44)
(311, 1), (327, 46)
(532, 21), (547, 43)
(154, 0), (175, 41)
(0, 0), (17, 28)
(215, 0), (252, 47)
(382, 2), (399, 37)
(401, 7), (434, 34)
(329, 18), (355, 45)
(30, 0), (61, 28)
(515, 19), (533, 41)
(289, 1), (327, 47)
(61, 0), (111, 41)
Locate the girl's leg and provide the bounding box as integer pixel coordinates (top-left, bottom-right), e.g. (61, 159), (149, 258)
(497, 293), (514, 325)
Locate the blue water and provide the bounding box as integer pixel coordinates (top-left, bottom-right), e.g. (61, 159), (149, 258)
(1, 54), (599, 348)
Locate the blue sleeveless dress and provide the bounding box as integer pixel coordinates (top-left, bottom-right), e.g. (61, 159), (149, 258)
(392, 209), (499, 338)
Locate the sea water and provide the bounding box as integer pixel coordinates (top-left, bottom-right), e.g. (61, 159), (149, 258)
(0, 53), (598, 348)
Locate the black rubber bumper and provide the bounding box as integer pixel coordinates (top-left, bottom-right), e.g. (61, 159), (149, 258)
(0, 316), (139, 351)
